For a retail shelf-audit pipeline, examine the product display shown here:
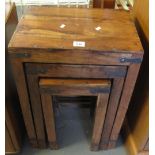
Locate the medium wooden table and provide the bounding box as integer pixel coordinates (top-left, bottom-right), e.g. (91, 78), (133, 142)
(8, 7), (143, 149)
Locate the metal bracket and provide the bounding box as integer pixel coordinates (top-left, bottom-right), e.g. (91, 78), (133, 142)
(120, 57), (142, 63)
(13, 53), (31, 58)
(89, 87), (111, 94)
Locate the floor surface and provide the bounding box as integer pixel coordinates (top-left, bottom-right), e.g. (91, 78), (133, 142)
(19, 104), (128, 155)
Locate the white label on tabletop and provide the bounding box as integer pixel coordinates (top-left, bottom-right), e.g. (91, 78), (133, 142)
(95, 26), (101, 31)
(73, 41), (85, 47)
(60, 24), (66, 28)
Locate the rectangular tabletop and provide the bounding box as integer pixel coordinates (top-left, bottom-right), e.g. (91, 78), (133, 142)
(9, 7), (143, 53)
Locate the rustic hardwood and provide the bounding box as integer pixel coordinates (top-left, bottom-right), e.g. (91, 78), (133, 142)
(39, 79), (111, 151)
(104, 0), (115, 8)
(8, 7), (143, 149)
(5, 104), (21, 153)
(25, 63), (127, 150)
(10, 60), (38, 147)
(25, 63), (126, 148)
(133, 0), (149, 40)
(93, 0), (115, 8)
(41, 93), (58, 149)
(5, 124), (15, 153)
(91, 93), (110, 151)
(5, 2), (24, 154)
(9, 7), (143, 53)
(93, 0), (104, 8)
(25, 64), (127, 78)
(40, 79), (111, 96)
(100, 78), (125, 149)
(108, 64), (142, 149)
(123, 0), (149, 154)
(26, 74), (46, 148)
(123, 118), (149, 155)
(130, 95), (149, 152)
(6, 2), (18, 43)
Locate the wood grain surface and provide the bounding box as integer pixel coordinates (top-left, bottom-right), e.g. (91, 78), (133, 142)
(25, 63), (127, 150)
(100, 78), (125, 149)
(25, 63), (127, 78)
(91, 93), (110, 151)
(41, 93), (58, 149)
(93, 0), (115, 8)
(26, 74), (46, 148)
(5, 125), (15, 153)
(108, 64), (142, 149)
(10, 60), (38, 147)
(8, 6), (144, 150)
(40, 79), (111, 96)
(9, 7), (143, 53)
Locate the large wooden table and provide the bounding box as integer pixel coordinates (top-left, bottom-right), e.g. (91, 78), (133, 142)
(8, 6), (143, 150)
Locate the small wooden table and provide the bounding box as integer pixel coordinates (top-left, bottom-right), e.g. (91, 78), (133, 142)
(8, 7), (143, 149)
(39, 79), (111, 151)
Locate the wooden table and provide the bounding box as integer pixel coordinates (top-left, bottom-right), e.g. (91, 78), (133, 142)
(6, 2), (23, 154)
(8, 6), (143, 149)
(39, 79), (111, 151)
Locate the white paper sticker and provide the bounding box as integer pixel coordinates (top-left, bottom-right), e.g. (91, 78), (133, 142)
(95, 26), (101, 31)
(60, 24), (66, 29)
(73, 41), (85, 47)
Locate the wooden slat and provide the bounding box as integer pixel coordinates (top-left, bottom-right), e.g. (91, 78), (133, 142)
(10, 49), (142, 66)
(40, 79), (110, 86)
(40, 79), (111, 96)
(25, 64), (127, 78)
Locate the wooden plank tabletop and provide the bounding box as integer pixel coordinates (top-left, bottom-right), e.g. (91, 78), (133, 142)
(9, 6), (143, 53)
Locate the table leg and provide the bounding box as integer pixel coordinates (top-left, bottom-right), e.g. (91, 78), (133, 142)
(108, 64), (141, 149)
(10, 60), (38, 147)
(41, 94), (58, 149)
(100, 78), (125, 149)
(91, 93), (110, 151)
(26, 74), (46, 148)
